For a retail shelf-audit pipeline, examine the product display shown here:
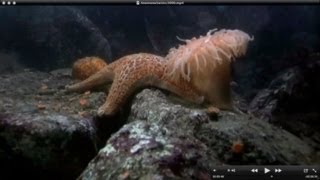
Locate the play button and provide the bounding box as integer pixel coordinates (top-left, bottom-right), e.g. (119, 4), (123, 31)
(264, 168), (270, 174)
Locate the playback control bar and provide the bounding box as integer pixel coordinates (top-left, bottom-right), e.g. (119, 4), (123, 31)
(210, 166), (319, 180)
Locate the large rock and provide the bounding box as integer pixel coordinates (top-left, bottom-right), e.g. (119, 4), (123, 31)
(0, 6), (112, 70)
(249, 59), (320, 150)
(0, 68), (319, 179)
(0, 70), (105, 179)
(79, 89), (317, 179)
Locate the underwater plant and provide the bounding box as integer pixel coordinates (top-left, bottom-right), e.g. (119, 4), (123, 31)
(66, 29), (253, 116)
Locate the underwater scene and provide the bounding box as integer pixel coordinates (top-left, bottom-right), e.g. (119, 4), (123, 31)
(0, 5), (319, 179)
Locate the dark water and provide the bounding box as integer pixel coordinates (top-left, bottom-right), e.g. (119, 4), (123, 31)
(0, 5), (319, 119)
(0, 6), (319, 63)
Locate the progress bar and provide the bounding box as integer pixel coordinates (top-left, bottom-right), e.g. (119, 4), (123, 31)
(211, 166), (319, 180)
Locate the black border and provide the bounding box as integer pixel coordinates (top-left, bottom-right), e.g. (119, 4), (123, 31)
(2, 0), (319, 6)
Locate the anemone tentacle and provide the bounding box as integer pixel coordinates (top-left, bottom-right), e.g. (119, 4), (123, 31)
(165, 29), (254, 82)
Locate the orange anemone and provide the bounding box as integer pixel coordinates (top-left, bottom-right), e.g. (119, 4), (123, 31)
(72, 56), (107, 80)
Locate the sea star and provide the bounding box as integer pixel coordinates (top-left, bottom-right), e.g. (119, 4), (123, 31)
(66, 53), (204, 116)
(66, 29), (253, 117)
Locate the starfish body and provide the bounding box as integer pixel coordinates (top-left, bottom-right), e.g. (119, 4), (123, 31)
(66, 53), (204, 116)
(66, 29), (253, 117)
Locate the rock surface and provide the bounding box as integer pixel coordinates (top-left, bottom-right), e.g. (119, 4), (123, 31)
(0, 6), (112, 70)
(0, 70), (104, 179)
(79, 89), (318, 179)
(0, 70), (319, 179)
(249, 59), (320, 152)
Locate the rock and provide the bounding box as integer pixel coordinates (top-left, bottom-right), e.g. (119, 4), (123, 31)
(79, 89), (317, 179)
(50, 68), (72, 79)
(0, 52), (24, 74)
(0, 113), (97, 179)
(0, 6), (112, 70)
(1, 68), (319, 179)
(249, 59), (320, 150)
(0, 71), (106, 179)
(291, 32), (319, 51)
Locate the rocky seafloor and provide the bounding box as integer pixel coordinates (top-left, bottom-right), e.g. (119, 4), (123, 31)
(0, 59), (319, 179)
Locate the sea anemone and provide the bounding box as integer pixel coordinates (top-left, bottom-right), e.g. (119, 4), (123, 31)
(165, 29), (254, 82)
(72, 56), (107, 80)
(165, 29), (254, 110)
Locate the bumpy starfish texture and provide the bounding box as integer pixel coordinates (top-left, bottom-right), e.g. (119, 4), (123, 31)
(66, 53), (204, 116)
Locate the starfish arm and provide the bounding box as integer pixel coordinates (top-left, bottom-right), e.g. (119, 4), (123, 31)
(97, 73), (157, 116)
(97, 74), (129, 116)
(66, 66), (114, 93)
(97, 75), (205, 117)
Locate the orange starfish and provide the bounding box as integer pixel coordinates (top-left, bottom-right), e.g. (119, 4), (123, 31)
(66, 53), (204, 116)
(66, 29), (253, 117)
